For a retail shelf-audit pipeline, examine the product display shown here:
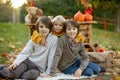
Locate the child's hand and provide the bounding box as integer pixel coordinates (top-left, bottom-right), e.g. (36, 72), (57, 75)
(8, 64), (17, 70)
(74, 68), (82, 77)
(41, 37), (47, 46)
(73, 38), (79, 44)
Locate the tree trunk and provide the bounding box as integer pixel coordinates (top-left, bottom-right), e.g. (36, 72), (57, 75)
(12, 9), (16, 23)
(16, 8), (20, 23)
(115, 8), (120, 33)
(12, 8), (20, 23)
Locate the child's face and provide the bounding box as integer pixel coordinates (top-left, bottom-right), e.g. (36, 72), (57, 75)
(53, 21), (63, 32)
(66, 24), (78, 40)
(38, 21), (50, 37)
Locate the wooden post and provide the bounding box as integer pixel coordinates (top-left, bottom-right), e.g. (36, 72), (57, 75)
(104, 19), (107, 31)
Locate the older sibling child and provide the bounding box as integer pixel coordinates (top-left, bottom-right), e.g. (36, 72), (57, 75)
(0, 16), (58, 80)
(50, 19), (102, 77)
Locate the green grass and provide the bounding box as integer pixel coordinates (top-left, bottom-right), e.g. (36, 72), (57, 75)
(0, 23), (120, 54)
(0, 23), (29, 53)
(92, 25), (120, 51)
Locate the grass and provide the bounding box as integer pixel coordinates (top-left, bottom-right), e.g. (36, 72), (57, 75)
(92, 25), (120, 51)
(0, 23), (120, 54)
(0, 23), (29, 54)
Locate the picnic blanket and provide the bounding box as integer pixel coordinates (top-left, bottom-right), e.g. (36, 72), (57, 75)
(36, 73), (97, 80)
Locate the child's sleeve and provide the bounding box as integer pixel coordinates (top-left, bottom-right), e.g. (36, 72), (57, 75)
(13, 40), (34, 65)
(31, 30), (43, 44)
(76, 33), (85, 42)
(50, 38), (64, 76)
(79, 43), (89, 71)
(46, 37), (58, 74)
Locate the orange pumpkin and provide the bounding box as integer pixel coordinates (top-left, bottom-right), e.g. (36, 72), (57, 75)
(84, 13), (93, 21)
(74, 11), (85, 22)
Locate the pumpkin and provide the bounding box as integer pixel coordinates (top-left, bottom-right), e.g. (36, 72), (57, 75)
(74, 11), (85, 22)
(84, 7), (93, 15)
(84, 13), (93, 21)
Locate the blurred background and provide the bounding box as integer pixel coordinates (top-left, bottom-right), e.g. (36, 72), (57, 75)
(0, 0), (120, 63)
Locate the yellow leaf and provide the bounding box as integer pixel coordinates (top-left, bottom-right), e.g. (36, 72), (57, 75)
(0, 37), (4, 41)
(9, 44), (16, 49)
(113, 75), (120, 80)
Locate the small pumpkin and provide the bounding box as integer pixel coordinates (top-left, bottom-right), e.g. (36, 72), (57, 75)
(84, 13), (93, 21)
(84, 7), (93, 15)
(74, 11), (85, 22)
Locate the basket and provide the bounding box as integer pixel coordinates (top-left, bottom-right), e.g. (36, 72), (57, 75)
(88, 51), (115, 68)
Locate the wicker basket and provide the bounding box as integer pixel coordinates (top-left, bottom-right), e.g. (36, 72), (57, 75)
(88, 51), (115, 68)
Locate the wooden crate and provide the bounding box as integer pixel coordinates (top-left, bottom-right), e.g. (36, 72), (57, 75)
(77, 21), (97, 44)
(25, 23), (37, 37)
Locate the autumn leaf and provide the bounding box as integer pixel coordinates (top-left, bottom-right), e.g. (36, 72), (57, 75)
(113, 75), (120, 80)
(0, 37), (4, 41)
(9, 44), (16, 49)
(1, 52), (8, 58)
(18, 47), (22, 51)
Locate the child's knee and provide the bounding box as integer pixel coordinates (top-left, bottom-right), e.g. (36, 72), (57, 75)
(88, 62), (100, 74)
(0, 67), (14, 78)
(20, 69), (40, 80)
(82, 68), (93, 76)
(93, 67), (100, 74)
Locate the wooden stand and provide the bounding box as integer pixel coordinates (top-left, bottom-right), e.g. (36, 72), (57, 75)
(25, 23), (37, 37)
(78, 21), (97, 45)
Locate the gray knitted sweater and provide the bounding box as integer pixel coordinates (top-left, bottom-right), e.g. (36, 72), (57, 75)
(13, 33), (58, 73)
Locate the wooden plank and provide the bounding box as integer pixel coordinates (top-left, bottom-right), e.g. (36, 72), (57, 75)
(77, 21), (98, 25)
(25, 23), (36, 26)
(79, 23), (92, 44)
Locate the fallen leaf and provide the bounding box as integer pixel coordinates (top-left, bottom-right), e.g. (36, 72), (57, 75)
(18, 47), (22, 51)
(0, 37), (4, 41)
(9, 44), (16, 49)
(1, 52), (8, 58)
(16, 42), (22, 45)
(113, 75), (120, 80)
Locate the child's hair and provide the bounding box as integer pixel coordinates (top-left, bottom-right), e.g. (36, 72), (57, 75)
(52, 15), (66, 23)
(65, 19), (79, 33)
(36, 16), (53, 32)
(52, 15), (66, 31)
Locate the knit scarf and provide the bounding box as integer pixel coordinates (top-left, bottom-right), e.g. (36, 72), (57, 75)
(31, 31), (43, 44)
(51, 29), (64, 37)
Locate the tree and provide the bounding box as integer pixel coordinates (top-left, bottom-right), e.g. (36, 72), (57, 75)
(35, 0), (83, 17)
(0, 1), (12, 22)
(92, 0), (120, 33)
(115, 7), (120, 33)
